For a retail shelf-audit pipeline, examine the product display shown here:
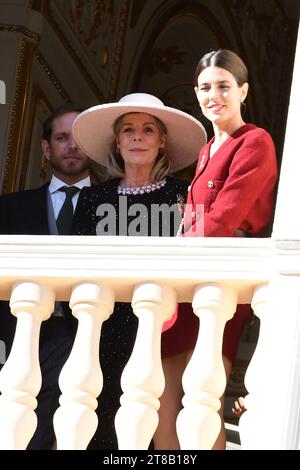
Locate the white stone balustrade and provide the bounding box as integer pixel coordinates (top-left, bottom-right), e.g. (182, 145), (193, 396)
(54, 282), (115, 450)
(0, 281), (55, 449)
(1, 234), (300, 449)
(115, 281), (176, 450)
(177, 283), (238, 449)
(238, 283), (270, 449)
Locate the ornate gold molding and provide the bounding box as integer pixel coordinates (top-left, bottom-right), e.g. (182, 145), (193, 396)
(18, 84), (51, 190)
(108, 0), (130, 100)
(68, 0), (116, 57)
(3, 39), (35, 194)
(35, 51), (71, 102)
(0, 24), (40, 42)
(45, 0), (130, 101)
(45, 1), (105, 101)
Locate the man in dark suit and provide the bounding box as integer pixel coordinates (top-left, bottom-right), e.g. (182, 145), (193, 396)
(0, 103), (94, 449)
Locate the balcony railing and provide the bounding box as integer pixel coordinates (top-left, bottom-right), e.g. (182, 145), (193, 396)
(1, 235), (299, 449)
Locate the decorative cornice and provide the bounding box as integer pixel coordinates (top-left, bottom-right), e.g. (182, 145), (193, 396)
(0, 24), (40, 42)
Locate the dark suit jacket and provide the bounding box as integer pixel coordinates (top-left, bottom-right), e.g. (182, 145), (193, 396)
(0, 183), (77, 355)
(0, 184), (49, 235)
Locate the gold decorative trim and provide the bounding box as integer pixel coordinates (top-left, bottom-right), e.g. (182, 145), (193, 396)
(3, 39), (35, 194)
(35, 51), (71, 102)
(45, 1), (130, 102)
(18, 84), (51, 190)
(45, 2), (105, 101)
(0, 24), (40, 42)
(108, 0), (130, 100)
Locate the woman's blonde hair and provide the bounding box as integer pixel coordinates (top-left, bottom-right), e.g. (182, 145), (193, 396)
(106, 112), (171, 182)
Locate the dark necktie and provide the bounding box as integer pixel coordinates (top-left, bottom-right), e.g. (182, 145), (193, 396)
(56, 186), (80, 235)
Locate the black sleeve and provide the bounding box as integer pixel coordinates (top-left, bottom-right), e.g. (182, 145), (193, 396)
(0, 194), (10, 234)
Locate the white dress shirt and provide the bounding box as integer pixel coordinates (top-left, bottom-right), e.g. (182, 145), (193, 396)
(49, 175), (91, 318)
(48, 175), (91, 219)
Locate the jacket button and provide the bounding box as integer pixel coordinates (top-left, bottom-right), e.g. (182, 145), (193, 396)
(207, 180), (214, 188)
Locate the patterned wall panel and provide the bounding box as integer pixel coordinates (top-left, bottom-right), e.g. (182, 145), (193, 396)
(45, 0), (130, 100)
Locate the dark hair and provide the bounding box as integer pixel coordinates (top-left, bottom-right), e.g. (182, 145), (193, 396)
(193, 49), (248, 87)
(42, 103), (83, 142)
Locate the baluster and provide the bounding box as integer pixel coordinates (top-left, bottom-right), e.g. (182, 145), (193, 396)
(115, 281), (176, 449)
(54, 282), (114, 449)
(238, 282), (270, 449)
(0, 281), (55, 449)
(177, 283), (237, 449)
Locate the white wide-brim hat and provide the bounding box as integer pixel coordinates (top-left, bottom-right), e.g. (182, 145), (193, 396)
(73, 93), (207, 172)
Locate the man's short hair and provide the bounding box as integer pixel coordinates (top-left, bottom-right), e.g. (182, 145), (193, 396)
(43, 103), (83, 142)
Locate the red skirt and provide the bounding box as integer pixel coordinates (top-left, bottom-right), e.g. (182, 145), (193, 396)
(161, 302), (252, 365)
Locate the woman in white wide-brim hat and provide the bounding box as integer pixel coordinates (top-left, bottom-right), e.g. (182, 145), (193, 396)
(72, 93), (206, 449)
(73, 92), (206, 176)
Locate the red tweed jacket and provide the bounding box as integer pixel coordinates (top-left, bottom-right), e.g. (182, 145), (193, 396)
(182, 123), (278, 237)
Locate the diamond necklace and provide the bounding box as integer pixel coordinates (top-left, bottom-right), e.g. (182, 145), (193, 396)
(117, 178), (167, 195)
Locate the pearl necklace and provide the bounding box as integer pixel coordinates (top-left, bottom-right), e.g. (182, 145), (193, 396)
(117, 178), (166, 195)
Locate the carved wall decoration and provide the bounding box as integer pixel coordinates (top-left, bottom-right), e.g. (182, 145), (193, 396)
(0, 24), (40, 42)
(46, 0), (130, 100)
(68, 0), (115, 57)
(108, 0), (130, 100)
(146, 45), (187, 77)
(35, 51), (71, 102)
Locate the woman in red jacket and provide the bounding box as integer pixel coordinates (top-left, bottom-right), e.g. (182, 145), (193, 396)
(155, 49), (278, 449)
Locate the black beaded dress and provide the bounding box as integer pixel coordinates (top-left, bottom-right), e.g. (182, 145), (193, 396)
(72, 176), (188, 449)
